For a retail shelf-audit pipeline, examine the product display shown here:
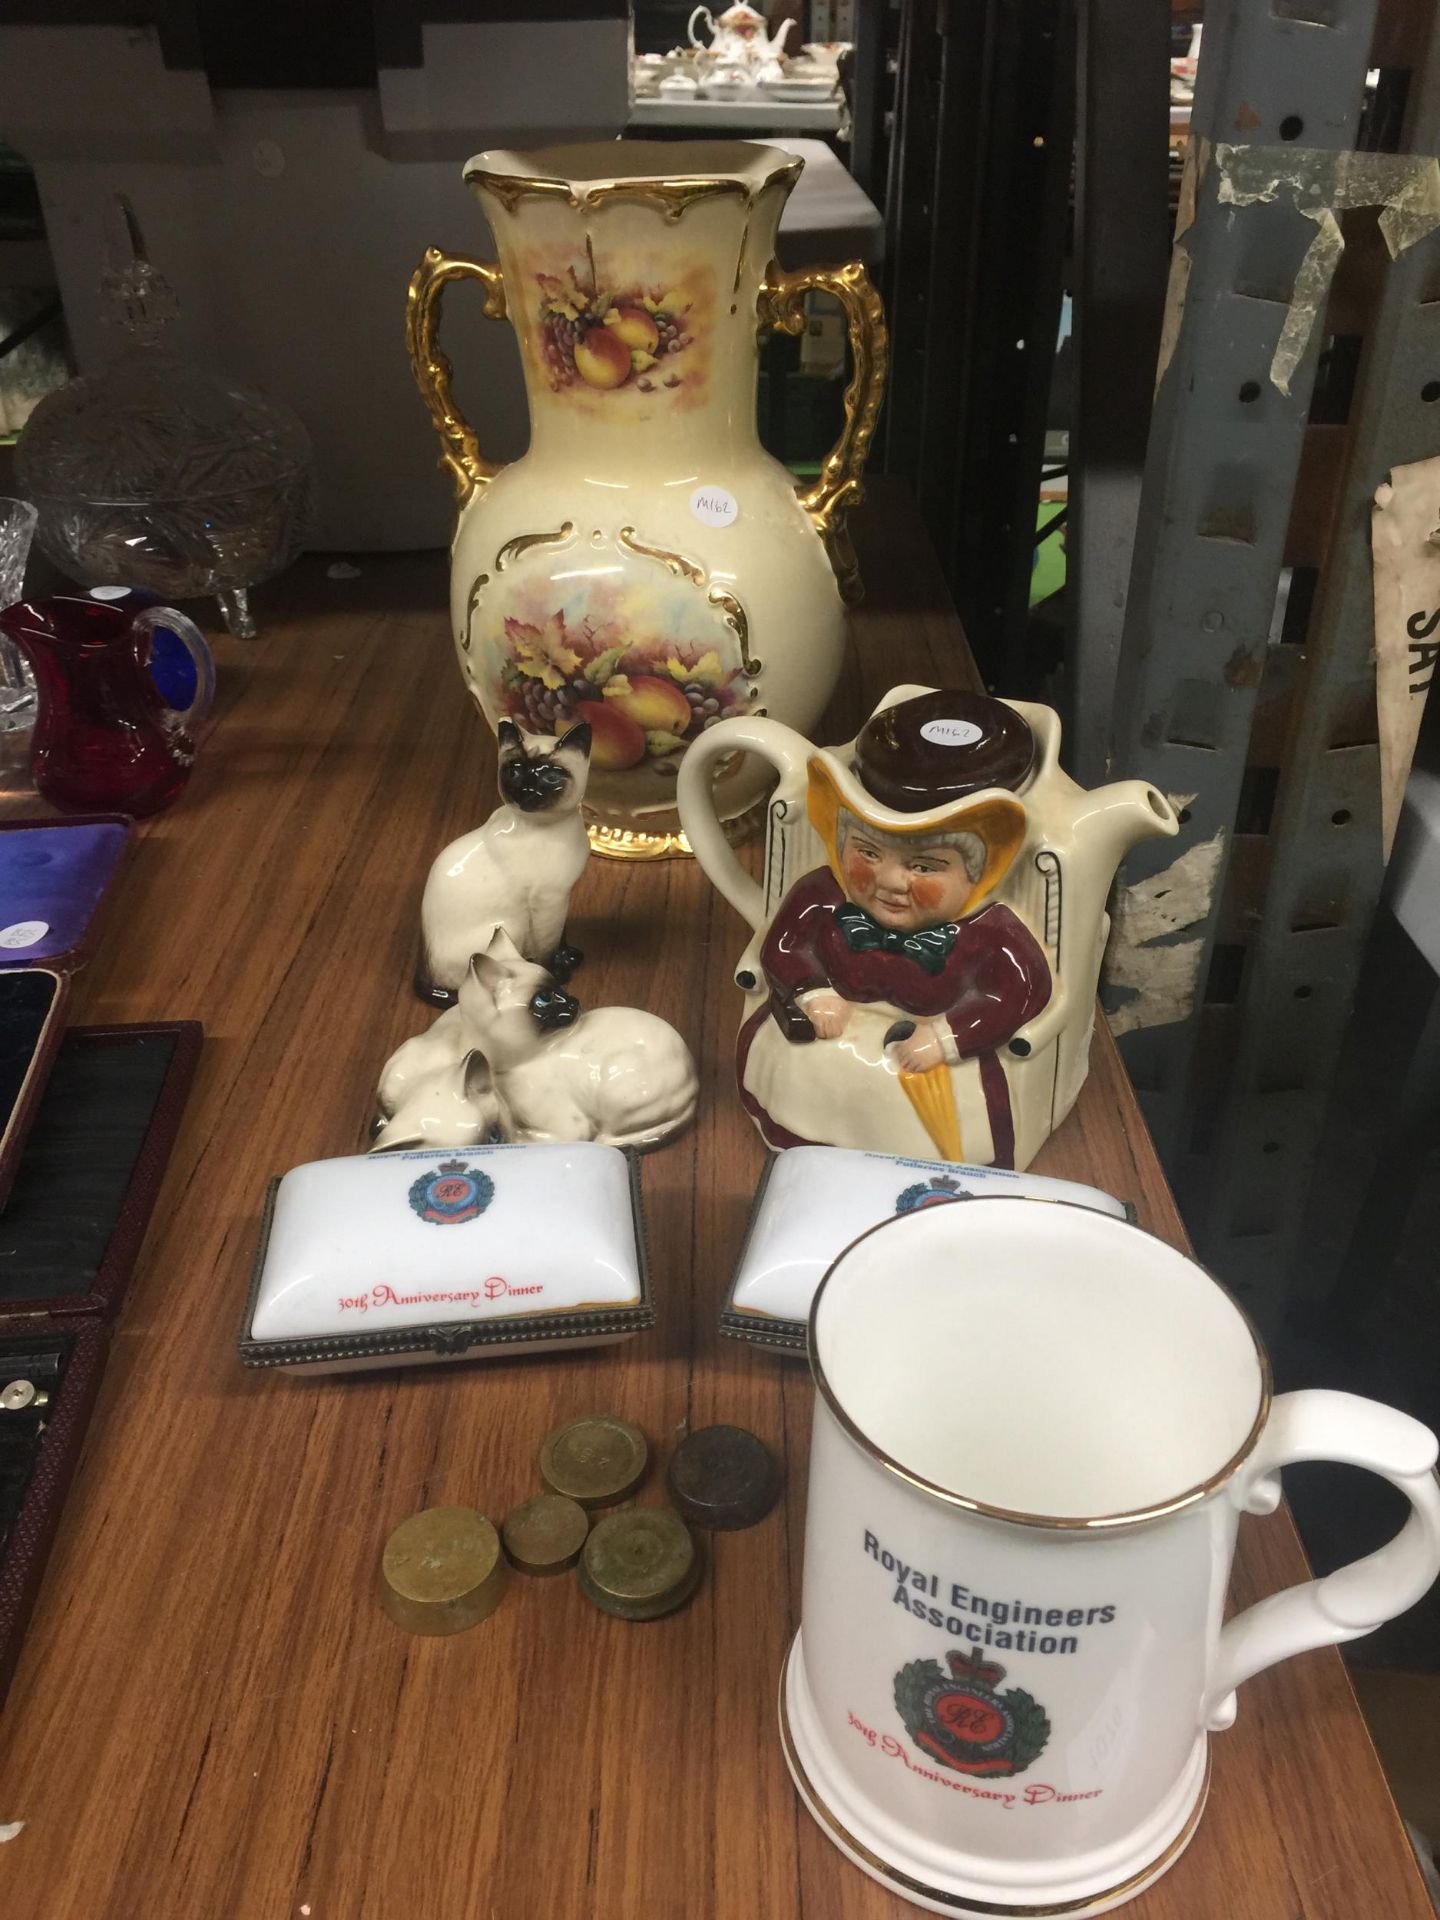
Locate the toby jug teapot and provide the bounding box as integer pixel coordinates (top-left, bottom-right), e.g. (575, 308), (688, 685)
(676, 686), (1178, 1170)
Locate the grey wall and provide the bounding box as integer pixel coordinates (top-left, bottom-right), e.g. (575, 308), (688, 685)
(0, 21), (629, 549)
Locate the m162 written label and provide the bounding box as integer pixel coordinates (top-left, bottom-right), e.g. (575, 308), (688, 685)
(691, 486), (739, 528)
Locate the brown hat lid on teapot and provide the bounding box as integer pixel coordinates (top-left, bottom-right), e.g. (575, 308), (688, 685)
(853, 691), (1036, 813)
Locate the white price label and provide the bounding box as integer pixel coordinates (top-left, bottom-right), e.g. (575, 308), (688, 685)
(920, 718), (984, 748)
(0, 921), (48, 950)
(690, 485), (739, 529)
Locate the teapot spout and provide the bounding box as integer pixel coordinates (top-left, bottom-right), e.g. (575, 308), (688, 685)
(1072, 779), (1179, 873)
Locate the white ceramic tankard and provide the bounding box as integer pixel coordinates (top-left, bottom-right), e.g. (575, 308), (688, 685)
(783, 1197), (1440, 1917)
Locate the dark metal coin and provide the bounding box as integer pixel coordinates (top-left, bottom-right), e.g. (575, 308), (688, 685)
(578, 1507), (700, 1620)
(666, 1425), (782, 1531)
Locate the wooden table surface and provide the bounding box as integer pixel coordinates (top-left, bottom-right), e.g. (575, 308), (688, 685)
(0, 484), (1426, 1920)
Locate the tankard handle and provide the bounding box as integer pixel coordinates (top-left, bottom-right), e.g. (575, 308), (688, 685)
(406, 248), (509, 505)
(676, 716), (810, 932)
(1203, 1389), (1440, 1732)
(760, 261), (889, 604)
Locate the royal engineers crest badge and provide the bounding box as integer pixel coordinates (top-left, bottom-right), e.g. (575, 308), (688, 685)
(408, 1159), (496, 1226)
(895, 1173), (966, 1213)
(894, 1647), (1050, 1777)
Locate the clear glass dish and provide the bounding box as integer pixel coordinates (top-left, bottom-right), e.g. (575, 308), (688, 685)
(15, 198), (312, 638)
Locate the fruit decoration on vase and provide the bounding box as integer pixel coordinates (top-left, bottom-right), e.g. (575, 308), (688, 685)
(498, 603), (752, 779)
(539, 238), (696, 397)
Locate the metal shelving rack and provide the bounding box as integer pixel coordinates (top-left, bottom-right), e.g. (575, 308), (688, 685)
(1099, 0), (1440, 1326)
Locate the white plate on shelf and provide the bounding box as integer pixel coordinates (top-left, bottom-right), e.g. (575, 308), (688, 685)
(759, 78), (839, 100)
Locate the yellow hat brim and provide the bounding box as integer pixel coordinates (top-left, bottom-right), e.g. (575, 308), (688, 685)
(806, 756), (1026, 916)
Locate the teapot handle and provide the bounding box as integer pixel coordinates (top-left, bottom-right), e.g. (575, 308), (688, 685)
(406, 248), (509, 505)
(760, 261), (889, 604)
(676, 716), (809, 933)
(133, 607), (214, 728)
(688, 5), (715, 47)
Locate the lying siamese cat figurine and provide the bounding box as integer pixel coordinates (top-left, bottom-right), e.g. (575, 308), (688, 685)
(369, 1007), (509, 1153)
(418, 719), (590, 1006)
(371, 927), (695, 1154)
(458, 929), (698, 1150)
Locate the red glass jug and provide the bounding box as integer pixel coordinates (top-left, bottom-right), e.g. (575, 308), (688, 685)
(0, 595), (214, 815)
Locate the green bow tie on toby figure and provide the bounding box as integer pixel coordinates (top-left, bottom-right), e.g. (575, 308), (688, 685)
(834, 904), (959, 975)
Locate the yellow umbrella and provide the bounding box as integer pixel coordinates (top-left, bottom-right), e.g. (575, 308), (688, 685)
(898, 1060), (964, 1163)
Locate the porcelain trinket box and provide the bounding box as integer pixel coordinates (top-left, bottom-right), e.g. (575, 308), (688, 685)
(722, 1145), (1129, 1351)
(238, 1142), (651, 1372)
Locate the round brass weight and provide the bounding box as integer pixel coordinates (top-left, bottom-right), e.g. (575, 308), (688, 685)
(539, 1414), (649, 1509)
(502, 1493), (590, 1575)
(578, 1508), (701, 1621)
(378, 1506), (507, 1636)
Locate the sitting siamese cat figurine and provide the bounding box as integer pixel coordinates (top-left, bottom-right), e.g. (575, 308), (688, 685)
(457, 929), (698, 1150)
(418, 719), (591, 1005)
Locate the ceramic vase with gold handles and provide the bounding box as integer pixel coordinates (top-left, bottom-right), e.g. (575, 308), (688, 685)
(407, 140), (887, 857)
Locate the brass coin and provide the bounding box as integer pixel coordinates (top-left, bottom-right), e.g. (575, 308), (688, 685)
(502, 1492), (590, 1575)
(578, 1507), (700, 1621)
(667, 1425), (782, 1532)
(378, 1505), (507, 1636)
(539, 1414), (648, 1509)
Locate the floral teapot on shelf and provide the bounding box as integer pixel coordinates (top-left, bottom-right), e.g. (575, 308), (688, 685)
(688, 3), (794, 68)
(676, 686), (1178, 1171)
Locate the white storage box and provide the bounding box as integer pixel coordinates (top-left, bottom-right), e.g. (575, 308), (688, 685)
(238, 1143), (651, 1372)
(722, 1146), (1130, 1351)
